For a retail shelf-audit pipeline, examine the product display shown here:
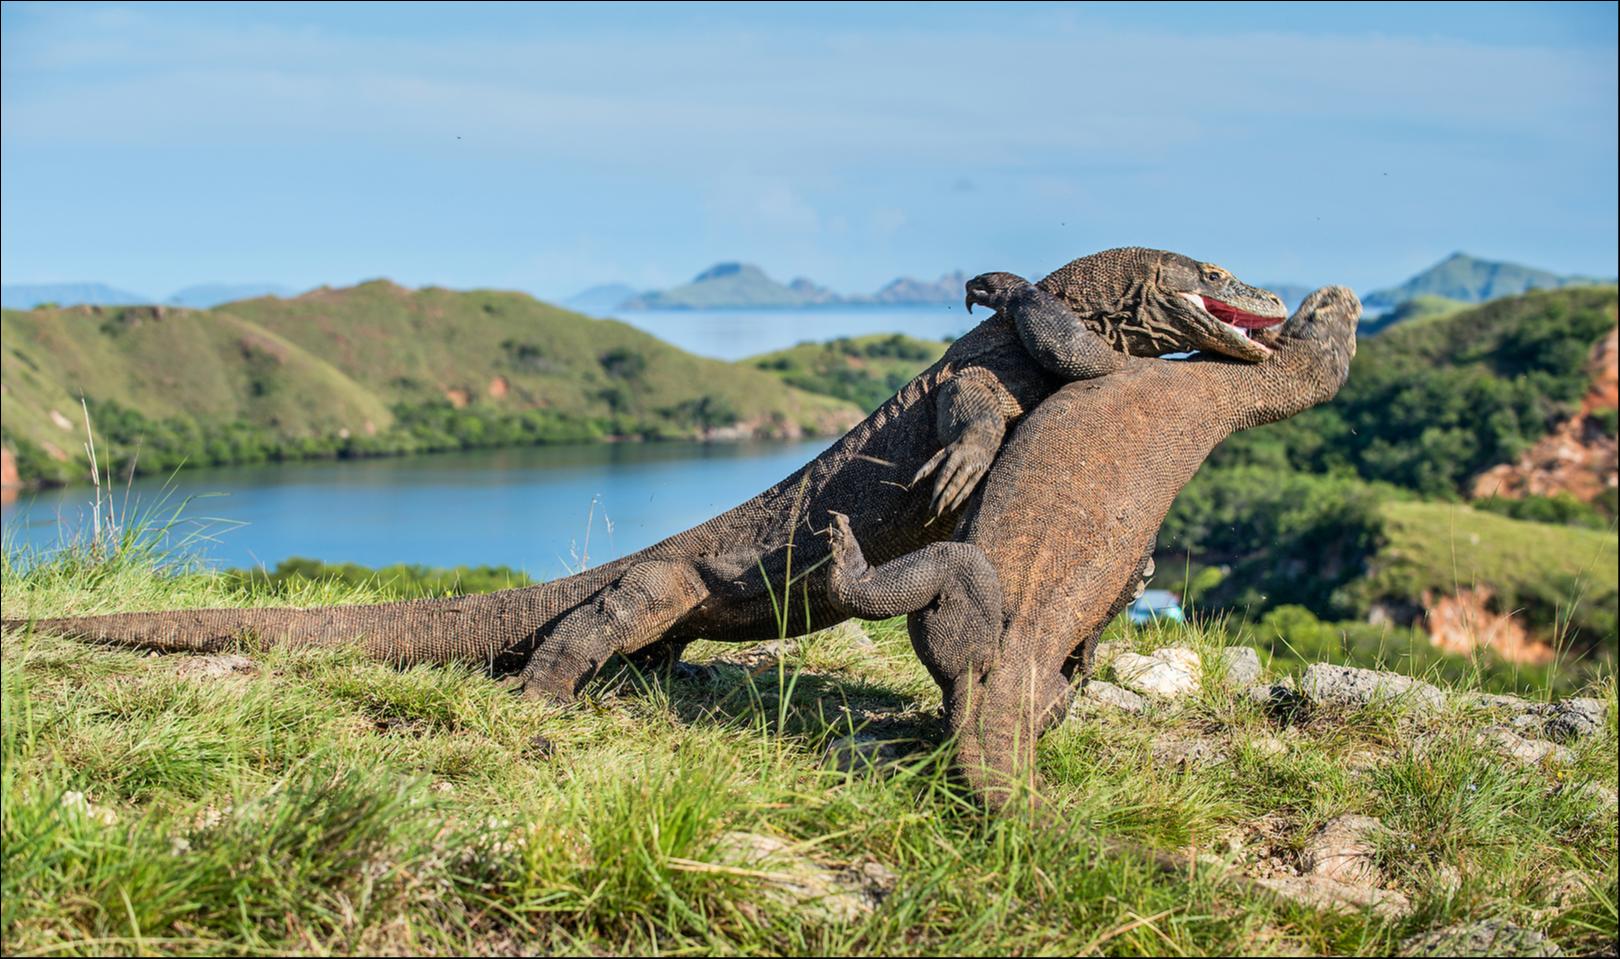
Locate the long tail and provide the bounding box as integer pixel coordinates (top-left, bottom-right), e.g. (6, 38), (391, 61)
(1, 564), (621, 669)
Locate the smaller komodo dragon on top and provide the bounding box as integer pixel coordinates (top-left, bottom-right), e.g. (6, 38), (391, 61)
(826, 281), (1360, 807)
(4, 249), (1287, 705)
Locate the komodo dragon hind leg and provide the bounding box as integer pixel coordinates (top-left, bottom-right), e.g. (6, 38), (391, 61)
(503, 559), (708, 702)
(824, 511), (1002, 690)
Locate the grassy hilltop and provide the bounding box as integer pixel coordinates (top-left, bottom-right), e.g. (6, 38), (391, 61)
(0, 282), (861, 487)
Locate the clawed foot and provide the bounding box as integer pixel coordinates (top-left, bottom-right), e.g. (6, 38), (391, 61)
(964, 271), (1030, 314)
(496, 672), (575, 704)
(911, 439), (993, 517)
(824, 510), (868, 579)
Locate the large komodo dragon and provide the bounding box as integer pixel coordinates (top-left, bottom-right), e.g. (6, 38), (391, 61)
(827, 283), (1360, 805)
(6, 249), (1287, 704)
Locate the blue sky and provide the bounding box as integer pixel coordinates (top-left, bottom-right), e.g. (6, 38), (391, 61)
(2, 1), (1616, 298)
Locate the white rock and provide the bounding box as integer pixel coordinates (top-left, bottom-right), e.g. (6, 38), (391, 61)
(1304, 814), (1384, 885)
(1218, 646), (1263, 688)
(172, 654), (257, 680)
(1113, 647), (1201, 699)
(1074, 679), (1147, 714)
(1255, 874), (1410, 918)
(1300, 664), (1445, 713)
(713, 831), (892, 923)
(1480, 727), (1574, 767)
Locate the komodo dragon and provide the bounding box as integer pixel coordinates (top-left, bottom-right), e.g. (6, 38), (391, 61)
(5, 249), (1287, 704)
(826, 282), (1360, 805)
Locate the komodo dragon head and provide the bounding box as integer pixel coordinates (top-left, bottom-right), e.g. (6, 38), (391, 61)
(973, 246), (1288, 362)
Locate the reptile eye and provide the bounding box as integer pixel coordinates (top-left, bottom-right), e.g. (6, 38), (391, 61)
(1204, 270), (1224, 282)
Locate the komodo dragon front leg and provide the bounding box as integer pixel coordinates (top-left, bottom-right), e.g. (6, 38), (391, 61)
(914, 274), (1127, 516)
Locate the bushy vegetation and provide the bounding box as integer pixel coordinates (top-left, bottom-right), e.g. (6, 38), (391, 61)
(750, 334), (947, 412)
(1212, 287), (1617, 500)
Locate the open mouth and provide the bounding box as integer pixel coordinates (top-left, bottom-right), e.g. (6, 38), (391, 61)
(1181, 292), (1286, 342)
(1201, 296), (1285, 334)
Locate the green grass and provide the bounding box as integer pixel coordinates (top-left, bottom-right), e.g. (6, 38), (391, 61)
(4, 536), (1616, 955)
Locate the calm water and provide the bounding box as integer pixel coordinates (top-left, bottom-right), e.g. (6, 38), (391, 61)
(1, 439), (831, 578)
(603, 304), (971, 358)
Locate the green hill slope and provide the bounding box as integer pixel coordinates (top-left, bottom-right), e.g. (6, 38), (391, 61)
(747, 333), (948, 412)
(0, 282), (861, 486)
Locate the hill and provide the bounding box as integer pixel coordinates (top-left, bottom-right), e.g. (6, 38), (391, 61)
(165, 283), (294, 309)
(0, 281), (861, 487)
(1362, 252), (1614, 315)
(617, 263), (976, 309)
(747, 333), (948, 411)
(0, 283), (152, 310)
(620, 263), (838, 309)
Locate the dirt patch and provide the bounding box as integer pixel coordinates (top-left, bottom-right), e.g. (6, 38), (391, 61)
(487, 375), (509, 399)
(445, 388), (471, 409)
(1471, 325), (1618, 504)
(1423, 587), (1554, 665)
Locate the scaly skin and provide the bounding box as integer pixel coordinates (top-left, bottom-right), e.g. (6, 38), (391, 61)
(827, 284), (1361, 806)
(3, 249), (1285, 705)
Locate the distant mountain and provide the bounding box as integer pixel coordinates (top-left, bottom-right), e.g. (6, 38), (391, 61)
(166, 284), (293, 309)
(0, 283), (152, 310)
(617, 263), (974, 309)
(620, 263), (828, 309)
(563, 283), (642, 314)
(857, 271), (967, 305)
(1362, 253), (1615, 314)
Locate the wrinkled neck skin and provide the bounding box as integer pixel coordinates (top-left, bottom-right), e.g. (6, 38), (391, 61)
(1041, 249), (1164, 355)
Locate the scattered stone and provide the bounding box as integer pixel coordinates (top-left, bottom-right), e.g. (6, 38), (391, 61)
(1112, 647), (1201, 699)
(171, 654), (257, 681)
(60, 790), (118, 826)
(1480, 727), (1574, 767)
(1299, 663), (1445, 713)
(1245, 735), (1289, 759)
(1151, 736), (1228, 769)
(1091, 640), (1129, 672)
(1073, 679), (1147, 715)
(1542, 697), (1606, 742)
(1303, 814), (1384, 885)
(1255, 874), (1410, 919)
(525, 733), (556, 761)
(1478, 696), (1605, 744)
(713, 831), (893, 923)
(1218, 646), (1263, 689)
(822, 621), (878, 651)
(822, 733), (911, 773)
(1397, 919), (1562, 957)
(726, 640), (798, 671)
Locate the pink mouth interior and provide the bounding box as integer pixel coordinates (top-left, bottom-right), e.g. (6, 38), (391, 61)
(1202, 296), (1284, 330)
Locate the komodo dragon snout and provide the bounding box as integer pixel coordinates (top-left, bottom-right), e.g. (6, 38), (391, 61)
(1032, 248), (1288, 364)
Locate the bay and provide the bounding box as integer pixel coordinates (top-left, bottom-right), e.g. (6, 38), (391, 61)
(0, 439), (831, 579)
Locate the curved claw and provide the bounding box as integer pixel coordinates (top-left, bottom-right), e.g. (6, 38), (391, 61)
(911, 447), (948, 488)
(923, 443), (991, 517)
